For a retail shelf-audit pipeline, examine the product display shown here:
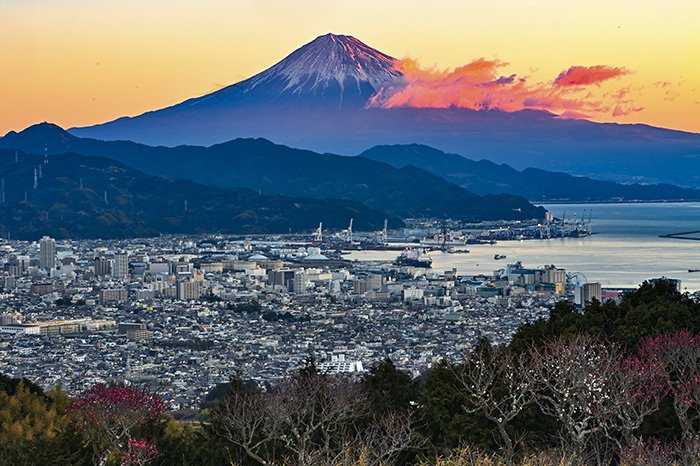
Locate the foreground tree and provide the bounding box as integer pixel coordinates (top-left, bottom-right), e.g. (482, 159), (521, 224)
(619, 435), (700, 466)
(606, 352), (667, 445)
(452, 340), (534, 464)
(528, 335), (621, 462)
(362, 358), (418, 415)
(509, 279), (700, 354)
(638, 331), (700, 442)
(68, 383), (164, 466)
(0, 380), (89, 465)
(212, 367), (419, 465)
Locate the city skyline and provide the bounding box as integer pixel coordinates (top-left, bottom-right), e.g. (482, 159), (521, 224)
(2, 0), (698, 134)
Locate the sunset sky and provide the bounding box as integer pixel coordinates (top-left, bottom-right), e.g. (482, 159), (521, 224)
(2, 0), (698, 134)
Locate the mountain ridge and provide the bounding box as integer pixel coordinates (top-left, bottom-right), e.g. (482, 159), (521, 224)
(4, 122), (699, 205)
(360, 144), (700, 202)
(0, 148), (399, 240)
(0, 123), (545, 222)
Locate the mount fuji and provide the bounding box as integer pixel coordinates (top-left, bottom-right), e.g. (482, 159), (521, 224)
(70, 33), (700, 187)
(184, 33), (401, 109)
(73, 34), (402, 146)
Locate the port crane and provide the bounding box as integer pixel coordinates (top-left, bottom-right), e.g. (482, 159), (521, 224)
(313, 222), (323, 243)
(375, 219), (388, 244)
(343, 218), (353, 242)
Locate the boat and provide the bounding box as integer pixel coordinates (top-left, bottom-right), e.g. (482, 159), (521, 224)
(419, 235), (469, 247)
(394, 248), (432, 268)
(466, 238), (496, 245)
(494, 254), (507, 260)
(689, 269), (700, 273)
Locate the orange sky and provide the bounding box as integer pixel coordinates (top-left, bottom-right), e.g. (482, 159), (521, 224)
(1, 0), (698, 134)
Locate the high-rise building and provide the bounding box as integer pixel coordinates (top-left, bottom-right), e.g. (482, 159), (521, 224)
(94, 257), (112, 277)
(292, 271), (309, 293)
(544, 265), (567, 285)
(112, 252), (129, 279)
(39, 236), (56, 271)
(119, 322), (152, 341)
(3, 275), (17, 290)
(267, 269), (295, 290)
(544, 265), (567, 295)
(353, 279), (368, 295)
(367, 274), (384, 291)
(575, 282), (602, 306)
(177, 280), (202, 300)
(403, 287), (424, 302)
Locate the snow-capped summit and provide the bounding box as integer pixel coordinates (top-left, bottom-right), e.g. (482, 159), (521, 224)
(185, 33), (402, 109)
(248, 33), (401, 95)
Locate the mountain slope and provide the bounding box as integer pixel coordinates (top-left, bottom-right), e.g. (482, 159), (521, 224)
(186, 33), (401, 109)
(67, 34), (700, 187)
(0, 123), (545, 221)
(5, 123), (698, 205)
(0, 149), (397, 240)
(360, 144), (700, 202)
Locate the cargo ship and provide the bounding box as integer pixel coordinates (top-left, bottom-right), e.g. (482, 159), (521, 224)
(394, 248), (433, 268)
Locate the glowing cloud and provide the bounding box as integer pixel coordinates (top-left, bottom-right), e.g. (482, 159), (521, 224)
(369, 58), (638, 120)
(554, 65), (629, 87)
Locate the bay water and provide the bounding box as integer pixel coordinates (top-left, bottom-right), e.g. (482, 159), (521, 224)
(348, 202), (700, 291)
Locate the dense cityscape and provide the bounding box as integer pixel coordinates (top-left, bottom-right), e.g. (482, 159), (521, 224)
(2, 227), (687, 410)
(0, 229), (612, 409)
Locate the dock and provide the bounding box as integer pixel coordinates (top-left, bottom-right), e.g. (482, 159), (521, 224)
(659, 230), (700, 241)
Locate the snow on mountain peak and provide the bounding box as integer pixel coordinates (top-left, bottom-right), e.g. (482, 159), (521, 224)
(254, 33), (400, 90)
(210, 33), (403, 107)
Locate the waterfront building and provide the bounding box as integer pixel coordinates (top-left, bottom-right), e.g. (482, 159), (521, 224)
(575, 282), (602, 306)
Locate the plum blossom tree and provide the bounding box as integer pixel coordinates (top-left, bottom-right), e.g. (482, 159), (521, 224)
(528, 335), (620, 459)
(606, 353), (667, 445)
(212, 370), (419, 466)
(120, 438), (159, 466)
(68, 383), (164, 466)
(619, 435), (700, 466)
(638, 331), (700, 442)
(452, 341), (534, 464)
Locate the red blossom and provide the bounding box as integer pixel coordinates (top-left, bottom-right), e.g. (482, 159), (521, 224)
(636, 332), (700, 441)
(620, 436), (700, 466)
(68, 383), (164, 465)
(68, 383), (164, 424)
(121, 438), (159, 466)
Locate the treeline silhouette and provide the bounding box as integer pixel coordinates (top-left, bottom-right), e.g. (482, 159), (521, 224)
(1, 279), (699, 465)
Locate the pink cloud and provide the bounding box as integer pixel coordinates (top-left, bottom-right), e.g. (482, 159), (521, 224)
(369, 58), (640, 121)
(554, 65), (629, 87)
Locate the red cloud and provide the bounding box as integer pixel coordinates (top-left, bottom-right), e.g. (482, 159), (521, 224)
(369, 58), (639, 121)
(554, 65), (629, 87)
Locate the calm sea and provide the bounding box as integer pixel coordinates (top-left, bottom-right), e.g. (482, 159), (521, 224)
(348, 202), (700, 291)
